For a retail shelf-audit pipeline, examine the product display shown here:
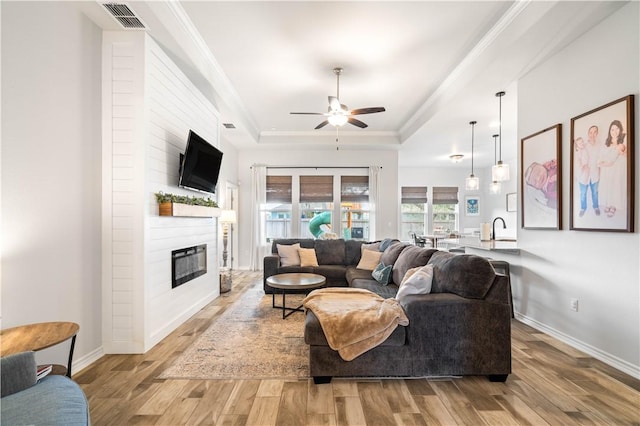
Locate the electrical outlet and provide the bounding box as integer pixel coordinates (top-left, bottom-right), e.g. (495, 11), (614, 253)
(570, 298), (579, 312)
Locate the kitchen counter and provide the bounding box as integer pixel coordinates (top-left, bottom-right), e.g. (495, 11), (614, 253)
(446, 237), (520, 254)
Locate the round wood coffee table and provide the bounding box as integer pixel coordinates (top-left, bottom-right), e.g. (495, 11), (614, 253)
(266, 273), (326, 319)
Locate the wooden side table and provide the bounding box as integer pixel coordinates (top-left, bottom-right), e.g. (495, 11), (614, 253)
(1, 321), (79, 377)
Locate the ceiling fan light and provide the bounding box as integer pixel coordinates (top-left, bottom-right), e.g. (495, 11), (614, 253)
(489, 180), (502, 194)
(492, 161), (510, 181)
(328, 114), (348, 127)
(465, 175), (479, 191)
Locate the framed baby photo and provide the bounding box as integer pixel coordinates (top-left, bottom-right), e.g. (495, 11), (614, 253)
(521, 124), (562, 229)
(570, 95), (635, 232)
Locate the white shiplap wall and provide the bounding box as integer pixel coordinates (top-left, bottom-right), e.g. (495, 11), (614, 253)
(102, 32), (220, 353)
(145, 37), (220, 349)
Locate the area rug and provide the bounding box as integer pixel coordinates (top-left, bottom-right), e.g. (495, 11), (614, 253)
(158, 283), (309, 380)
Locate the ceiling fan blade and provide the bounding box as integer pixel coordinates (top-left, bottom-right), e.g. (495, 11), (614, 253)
(290, 112), (324, 115)
(315, 120), (330, 129)
(348, 117), (368, 129)
(350, 107), (386, 115)
(328, 96), (341, 112)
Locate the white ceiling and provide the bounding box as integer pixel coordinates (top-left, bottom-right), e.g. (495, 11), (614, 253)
(84, 1), (625, 168)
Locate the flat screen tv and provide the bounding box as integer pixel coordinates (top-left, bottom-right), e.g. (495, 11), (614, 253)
(179, 130), (223, 194)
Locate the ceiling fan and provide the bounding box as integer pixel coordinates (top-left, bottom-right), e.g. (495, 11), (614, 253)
(290, 67), (386, 129)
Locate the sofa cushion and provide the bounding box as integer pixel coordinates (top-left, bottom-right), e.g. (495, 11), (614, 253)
(395, 264), (433, 302)
(345, 265), (372, 285)
(277, 265), (315, 275)
(380, 242), (408, 268)
(315, 239), (346, 265)
(428, 252), (496, 299)
(277, 243), (301, 267)
(345, 240), (364, 266)
(391, 246), (438, 285)
(299, 248), (319, 267)
(357, 249), (382, 270)
(314, 265), (347, 280)
(350, 279), (399, 298)
(372, 262), (393, 285)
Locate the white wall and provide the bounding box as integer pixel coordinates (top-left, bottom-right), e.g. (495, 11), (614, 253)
(516, 2), (639, 376)
(1, 2), (103, 368)
(236, 147), (398, 269)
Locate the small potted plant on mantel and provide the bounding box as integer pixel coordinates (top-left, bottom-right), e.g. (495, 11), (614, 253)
(155, 192), (219, 218)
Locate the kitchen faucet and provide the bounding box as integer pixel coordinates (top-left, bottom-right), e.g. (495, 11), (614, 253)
(492, 217), (506, 240)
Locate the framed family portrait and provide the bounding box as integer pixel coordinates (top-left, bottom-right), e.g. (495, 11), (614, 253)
(521, 124), (562, 229)
(465, 196), (479, 216)
(570, 95), (635, 232)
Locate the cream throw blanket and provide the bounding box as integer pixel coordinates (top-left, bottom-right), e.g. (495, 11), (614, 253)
(303, 288), (409, 361)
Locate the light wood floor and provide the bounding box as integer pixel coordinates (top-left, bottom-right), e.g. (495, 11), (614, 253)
(76, 271), (640, 425)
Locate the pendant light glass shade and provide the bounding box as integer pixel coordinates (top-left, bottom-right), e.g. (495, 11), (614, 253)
(465, 120), (479, 190)
(490, 134), (501, 194)
(492, 162), (510, 181)
(494, 91), (510, 182)
(466, 175), (479, 191)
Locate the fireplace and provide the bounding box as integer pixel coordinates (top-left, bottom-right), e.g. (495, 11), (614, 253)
(172, 244), (207, 288)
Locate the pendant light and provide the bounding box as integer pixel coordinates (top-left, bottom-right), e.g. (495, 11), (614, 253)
(492, 91), (510, 182)
(489, 134), (502, 194)
(465, 120), (479, 191)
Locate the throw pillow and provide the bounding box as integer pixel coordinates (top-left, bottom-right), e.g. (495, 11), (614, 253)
(298, 248), (319, 267)
(371, 262), (393, 285)
(277, 243), (301, 267)
(396, 264), (433, 302)
(356, 249), (383, 270)
(400, 266), (421, 286)
(379, 238), (395, 252)
(361, 241), (381, 253)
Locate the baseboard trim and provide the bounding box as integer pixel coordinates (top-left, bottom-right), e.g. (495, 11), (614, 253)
(515, 313), (640, 380)
(72, 346), (104, 376)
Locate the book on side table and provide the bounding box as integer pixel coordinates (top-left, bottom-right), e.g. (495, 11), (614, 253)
(36, 364), (52, 380)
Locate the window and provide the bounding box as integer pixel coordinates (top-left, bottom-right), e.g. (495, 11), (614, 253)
(432, 186), (459, 233)
(265, 176), (292, 241)
(341, 176), (369, 240)
(400, 186), (427, 239)
(300, 176), (334, 239)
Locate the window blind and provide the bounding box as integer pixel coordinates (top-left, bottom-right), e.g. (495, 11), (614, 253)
(401, 186), (428, 204)
(432, 186), (459, 204)
(266, 175), (292, 203)
(300, 175), (333, 202)
(341, 176), (369, 202)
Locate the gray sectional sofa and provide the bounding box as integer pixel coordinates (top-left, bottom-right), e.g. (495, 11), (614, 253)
(263, 238), (368, 292)
(264, 238), (512, 383)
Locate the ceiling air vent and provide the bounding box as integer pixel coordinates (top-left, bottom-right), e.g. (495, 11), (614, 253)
(101, 3), (146, 29)
(223, 123), (236, 129)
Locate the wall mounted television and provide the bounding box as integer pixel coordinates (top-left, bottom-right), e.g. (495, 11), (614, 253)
(179, 130), (223, 194)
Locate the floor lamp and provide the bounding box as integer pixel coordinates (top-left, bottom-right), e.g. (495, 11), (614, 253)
(220, 209), (237, 292)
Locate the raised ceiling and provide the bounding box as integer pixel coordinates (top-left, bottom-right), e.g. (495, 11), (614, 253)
(86, 1), (625, 167)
